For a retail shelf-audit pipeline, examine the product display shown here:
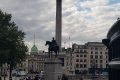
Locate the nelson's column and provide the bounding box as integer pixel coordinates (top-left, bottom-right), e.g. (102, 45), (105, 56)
(44, 0), (63, 80)
(55, 0), (62, 51)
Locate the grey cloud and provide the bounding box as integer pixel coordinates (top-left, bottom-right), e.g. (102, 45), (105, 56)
(0, 0), (119, 50)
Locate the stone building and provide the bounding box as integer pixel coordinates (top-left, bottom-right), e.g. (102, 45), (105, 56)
(0, 42), (108, 76)
(64, 50), (75, 75)
(64, 42), (108, 75)
(27, 44), (45, 74)
(27, 44), (66, 74)
(85, 42), (108, 74)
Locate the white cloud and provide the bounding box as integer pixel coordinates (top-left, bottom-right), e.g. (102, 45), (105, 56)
(80, 0), (109, 8)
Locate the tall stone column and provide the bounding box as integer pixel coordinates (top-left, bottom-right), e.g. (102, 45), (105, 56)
(56, 0), (62, 50)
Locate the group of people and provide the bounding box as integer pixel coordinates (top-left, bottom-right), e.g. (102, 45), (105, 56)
(25, 74), (68, 80)
(26, 75), (44, 80)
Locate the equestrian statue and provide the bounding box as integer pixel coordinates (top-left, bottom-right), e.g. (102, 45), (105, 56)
(45, 37), (59, 58)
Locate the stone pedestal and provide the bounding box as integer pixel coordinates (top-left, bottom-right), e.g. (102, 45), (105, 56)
(44, 58), (63, 80)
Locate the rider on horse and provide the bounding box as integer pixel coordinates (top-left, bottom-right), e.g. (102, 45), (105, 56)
(45, 37), (59, 58)
(51, 37), (57, 47)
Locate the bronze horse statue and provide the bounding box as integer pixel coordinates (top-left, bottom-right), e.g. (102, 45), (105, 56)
(45, 41), (59, 58)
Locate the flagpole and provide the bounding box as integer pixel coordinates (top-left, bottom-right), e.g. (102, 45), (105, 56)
(69, 36), (70, 48)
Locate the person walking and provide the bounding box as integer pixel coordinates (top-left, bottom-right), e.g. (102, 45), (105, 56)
(34, 75), (39, 80)
(61, 74), (68, 80)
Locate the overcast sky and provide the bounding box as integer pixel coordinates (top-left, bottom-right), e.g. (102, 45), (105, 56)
(0, 0), (120, 51)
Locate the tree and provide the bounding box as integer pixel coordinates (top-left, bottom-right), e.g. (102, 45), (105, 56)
(0, 10), (28, 80)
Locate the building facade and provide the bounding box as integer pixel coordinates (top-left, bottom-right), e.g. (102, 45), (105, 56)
(27, 44), (66, 74)
(0, 42), (108, 76)
(64, 42), (108, 75)
(27, 54), (45, 74)
(27, 44), (46, 74)
(64, 50), (75, 75)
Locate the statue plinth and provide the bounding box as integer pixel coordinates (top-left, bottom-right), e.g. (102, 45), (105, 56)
(44, 58), (63, 80)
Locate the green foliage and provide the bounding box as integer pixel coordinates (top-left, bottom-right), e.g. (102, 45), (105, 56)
(0, 10), (28, 68)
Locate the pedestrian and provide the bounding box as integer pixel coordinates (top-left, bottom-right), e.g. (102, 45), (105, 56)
(26, 76), (31, 80)
(61, 74), (68, 80)
(34, 75), (39, 80)
(80, 77), (83, 80)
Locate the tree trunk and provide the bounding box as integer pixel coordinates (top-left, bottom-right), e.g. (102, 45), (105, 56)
(0, 65), (2, 80)
(9, 64), (12, 80)
(4, 69), (5, 80)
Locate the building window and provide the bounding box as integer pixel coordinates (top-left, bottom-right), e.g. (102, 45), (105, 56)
(76, 55), (79, 57)
(76, 64), (79, 68)
(100, 55), (103, 59)
(80, 55), (83, 57)
(77, 50), (79, 52)
(84, 59), (87, 62)
(100, 52), (102, 54)
(105, 52), (108, 54)
(76, 59), (79, 62)
(84, 50), (87, 53)
(91, 51), (93, 54)
(106, 64), (108, 68)
(84, 55), (87, 57)
(100, 60), (103, 63)
(80, 59), (83, 62)
(106, 56), (108, 58)
(70, 63), (72, 66)
(96, 60), (98, 63)
(106, 60), (108, 63)
(91, 48), (93, 50)
(84, 64), (86, 68)
(80, 50), (83, 53)
(80, 64), (83, 68)
(90, 55), (93, 59)
(95, 52), (98, 54)
(95, 55), (98, 59)
(95, 48), (98, 50)
(90, 60), (93, 63)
